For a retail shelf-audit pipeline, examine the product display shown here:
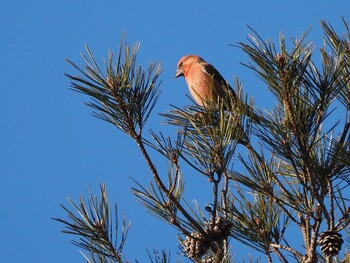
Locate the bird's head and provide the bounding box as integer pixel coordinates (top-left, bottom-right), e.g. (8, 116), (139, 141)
(175, 54), (204, 78)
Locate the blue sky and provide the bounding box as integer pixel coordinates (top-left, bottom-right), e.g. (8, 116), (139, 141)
(1, 1), (349, 262)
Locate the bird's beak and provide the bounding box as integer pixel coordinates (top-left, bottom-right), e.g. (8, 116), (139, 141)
(174, 69), (184, 78)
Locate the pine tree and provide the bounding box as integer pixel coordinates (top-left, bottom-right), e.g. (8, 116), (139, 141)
(54, 19), (350, 263)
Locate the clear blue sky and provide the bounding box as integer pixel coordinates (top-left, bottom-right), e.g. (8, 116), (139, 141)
(1, 1), (349, 262)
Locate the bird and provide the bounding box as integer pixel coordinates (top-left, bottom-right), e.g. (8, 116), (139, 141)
(175, 54), (263, 125)
(174, 54), (235, 107)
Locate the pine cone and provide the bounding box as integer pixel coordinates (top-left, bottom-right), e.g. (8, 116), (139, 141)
(205, 216), (232, 241)
(318, 230), (344, 257)
(182, 232), (208, 259)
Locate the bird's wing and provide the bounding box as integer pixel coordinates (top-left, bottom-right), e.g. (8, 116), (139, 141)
(201, 62), (236, 98)
(201, 62), (226, 82)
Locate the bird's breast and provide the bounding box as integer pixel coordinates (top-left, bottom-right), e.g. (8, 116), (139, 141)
(186, 76), (215, 106)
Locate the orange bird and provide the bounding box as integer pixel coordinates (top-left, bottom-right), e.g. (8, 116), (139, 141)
(175, 54), (235, 107)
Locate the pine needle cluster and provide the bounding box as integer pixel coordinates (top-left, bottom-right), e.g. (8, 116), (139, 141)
(55, 21), (349, 263)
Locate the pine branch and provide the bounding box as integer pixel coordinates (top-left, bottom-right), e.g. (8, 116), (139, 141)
(160, 82), (245, 179)
(270, 243), (303, 261)
(134, 132), (207, 236)
(65, 35), (162, 137)
(53, 184), (130, 262)
(61, 22), (350, 262)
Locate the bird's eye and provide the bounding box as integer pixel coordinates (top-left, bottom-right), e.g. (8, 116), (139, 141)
(178, 62), (183, 68)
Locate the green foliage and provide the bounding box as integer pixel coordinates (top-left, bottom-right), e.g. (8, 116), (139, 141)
(56, 20), (350, 263)
(53, 184), (130, 263)
(65, 35), (161, 138)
